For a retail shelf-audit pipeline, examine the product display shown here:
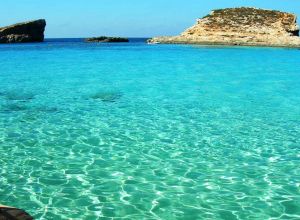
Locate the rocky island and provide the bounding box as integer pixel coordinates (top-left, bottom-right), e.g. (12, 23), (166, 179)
(148, 7), (300, 47)
(0, 19), (46, 43)
(85, 36), (129, 43)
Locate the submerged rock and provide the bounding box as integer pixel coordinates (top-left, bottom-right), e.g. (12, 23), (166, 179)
(90, 91), (122, 103)
(148, 7), (300, 47)
(5, 92), (35, 102)
(1, 103), (28, 112)
(0, 103), (59, 114)
(0, 19), (46, 43)
(0, 90), (36, 101)
(85, 36), (129, 43)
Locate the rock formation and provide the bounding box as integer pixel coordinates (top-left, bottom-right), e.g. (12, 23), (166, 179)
(148, 7), (300, 47)
(85, 36), (129, 43)
(0, 19), (46, 43)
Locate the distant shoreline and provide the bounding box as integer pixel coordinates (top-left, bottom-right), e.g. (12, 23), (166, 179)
(44, 37), (151, 40)
(147, 39), (300, 49)
(0, 38), (296, 49)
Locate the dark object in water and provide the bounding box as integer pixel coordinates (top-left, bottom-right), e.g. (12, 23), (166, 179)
(0, 91), (35, 101)
(90, 91), (122, 103)
(1, 104), (59, 114)
(0, 19), (46, 43)
(85, 36), (129, 43)
(6, 93), (35, 101)
(2, 103), (28, 112)
(0, 205), (33, 220)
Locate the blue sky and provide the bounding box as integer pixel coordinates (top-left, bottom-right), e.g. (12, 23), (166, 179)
(1, 0), (300, 38)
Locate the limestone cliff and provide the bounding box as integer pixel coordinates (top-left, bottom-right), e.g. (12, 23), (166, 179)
(149, 7), (300, 47)
(0, 19), (46, 43)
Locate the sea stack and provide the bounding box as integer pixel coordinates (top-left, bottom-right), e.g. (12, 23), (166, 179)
(148, 7), (300, 47)
(0, 19), (46, 43)
(85, 36), (129, 43)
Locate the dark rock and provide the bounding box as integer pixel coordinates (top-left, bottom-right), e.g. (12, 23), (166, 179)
(85, 36), (129, 43)
(0, 207), (34, 220)
(0, 19), (46, 43)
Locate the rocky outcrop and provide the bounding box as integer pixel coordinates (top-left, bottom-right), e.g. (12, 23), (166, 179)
(0, 19), (46, 43)
(148, 7), (300, 47)
(85, 36), (129, 43)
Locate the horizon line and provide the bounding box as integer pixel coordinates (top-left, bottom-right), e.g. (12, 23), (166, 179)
(45, 37), (152, 39)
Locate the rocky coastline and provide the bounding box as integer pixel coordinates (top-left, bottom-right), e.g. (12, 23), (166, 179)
(0, 19), (46, 43)
(148, 7), (300, 48)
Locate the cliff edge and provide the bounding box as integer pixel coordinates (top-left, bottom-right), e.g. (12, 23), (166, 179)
(0, 19), (46, 43)
(148, 7), (300, 47)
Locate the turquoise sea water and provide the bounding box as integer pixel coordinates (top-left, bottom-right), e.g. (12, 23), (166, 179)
(0, 39), (300, 219)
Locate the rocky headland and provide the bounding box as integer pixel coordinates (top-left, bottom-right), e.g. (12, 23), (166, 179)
(148, 7), (300, 47)
(85, 36), (129, 43)
(0, 19), (46, 43)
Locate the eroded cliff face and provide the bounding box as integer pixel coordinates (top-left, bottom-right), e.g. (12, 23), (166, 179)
(149, 7), (300, 47)
(0, 19), (46, 43)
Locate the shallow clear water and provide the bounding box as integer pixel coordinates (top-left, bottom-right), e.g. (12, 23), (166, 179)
(0, 39), (300, 219)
